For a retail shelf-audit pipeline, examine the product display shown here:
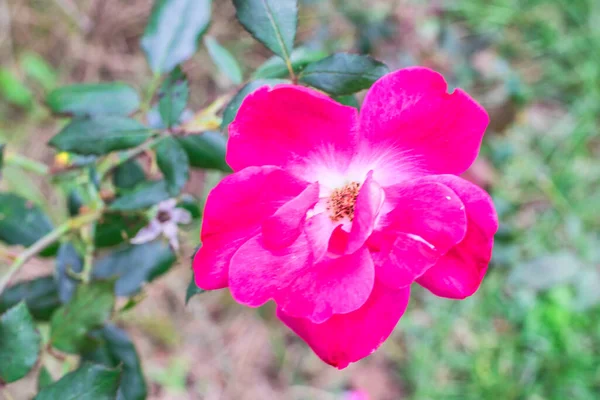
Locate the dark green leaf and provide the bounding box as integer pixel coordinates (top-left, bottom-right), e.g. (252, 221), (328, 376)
(109, 180), (171, 211)
(93, 241), (176, 297)
(0, 303), (41, 382)
(55, 243), (83, 304)
(37, 366), (54, 390)
(0, 193), (54, 250)
(50, 281), (115, 354)
(156, 137), (189, 196)
(178, 194), (202, 219)
(141, 0), (212, 73)
(186, 271), (204, 304)
(49, 117), (152, 155)
(253, 47), (327, 79)
(335, 94), (359, 109)
(204, 36), (243, 84)
(299, 53), (389, 96)
(95, 213), (147, 248)
(84, 325), (147, 400)
(46, 83), (140, 117)
(35, 363), (121, 400)
(221, 79), (287, 129)
(0, 277), (61, 321)
(158, 67), (189, 127)
(67, 188), (85, 217)
(177, 132), (230, 171)
(113, 160), (146, 190)
(233, 0), (297, 60)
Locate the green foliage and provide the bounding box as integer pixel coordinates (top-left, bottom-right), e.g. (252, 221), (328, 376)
(158, 67), (189, 127)
(177, 132), (230, 171)
(0, 68), (34, 109)
(156, 137), (190, 196)
(299, 53), (389, 95)
(113, 160), (147, 190)
(0, 277), (61, 321)
(49, 117), (152, 155)
(253, 47), (327, 79)
(233, 0), (297, 60)
(204, 36), (244, 84)
(83, 325), (147, 400)
(109, 180), (171, 211)
(141, 0), (212, 73)
(0, 193), (55, 249)
(92, 241), (176, 296)
(0, 303), (41, 382)
(186, 270), (204, 304)
(50, 281), (115, 354)
(46, 83), (140, 117)
(35, 363), (121, 400)
(37, 366), (54, 390)
(55, 243), (84, 303)
(94, 213), (147, 248)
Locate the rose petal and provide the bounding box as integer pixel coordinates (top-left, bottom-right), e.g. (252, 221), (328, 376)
(381, 179), (467, 254)
(130, 220), (162, 245)
(229, 235), (374, 323)
(304, 212), (340, 261)
(278, 282), (410, 369)
(262, 182), (320, 249)
(228, 85), (359, 178)
(194, 166), (309, 289)
(360, 67), (489, 175)
(417, 175), (498, 299)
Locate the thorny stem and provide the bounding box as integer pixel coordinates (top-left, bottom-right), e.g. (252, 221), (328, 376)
(0, 209), (103, 294)
(4, 152), (49, 176)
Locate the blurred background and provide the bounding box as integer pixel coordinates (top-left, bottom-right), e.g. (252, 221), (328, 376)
(1, 0), (599, 399)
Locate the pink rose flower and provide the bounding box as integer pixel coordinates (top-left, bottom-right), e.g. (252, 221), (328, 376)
(193, 67), (498, 369)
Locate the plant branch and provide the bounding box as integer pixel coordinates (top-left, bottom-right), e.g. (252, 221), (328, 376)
(97, 133), (167, 179)
(4, 152), (49, 176)
(0, 210), (103, 293)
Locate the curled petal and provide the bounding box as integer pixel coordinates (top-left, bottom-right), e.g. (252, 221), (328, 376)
(228, 85), (359, 175)
(304, 212), (340, 261)
(194, 166), (309, 289)
(278, 282), (410, 369)
(346, 171), (384, 254)
(360, 67), (489, 175)
(417, 175), (498, 299)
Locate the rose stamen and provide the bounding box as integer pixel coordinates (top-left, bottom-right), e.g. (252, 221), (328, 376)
(327, 182), (360, 222)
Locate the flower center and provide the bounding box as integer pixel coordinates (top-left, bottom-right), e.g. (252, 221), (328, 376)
(327, 182), (360, 222)
(157, 210), (171, 223)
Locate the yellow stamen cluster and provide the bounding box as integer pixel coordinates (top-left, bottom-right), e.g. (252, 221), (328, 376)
(327, 182), (360, 222)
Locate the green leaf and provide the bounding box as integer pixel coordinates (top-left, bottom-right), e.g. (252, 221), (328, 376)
(95, 213), (147, 248)
(0, 143), (5, 171)
(186, 271), (204, 304)
(83, 325), (147, 400)
(158, 67), (189, 127)
(221, 79), (287, 129)
(37, 366), (54, 390)
(0, 193), (55, 249)
(0, 303), (41, 383)
(0, 68), (34, 109)
(233, 0), (297, 60)
(155, 137), (190, 196)
(335, 94), (359, 109)
(177, 132), (230, 171)
(55, 243), (83, 304)
(299, 53), (389, 96)
(253, 47), (327, 79)
(50, 281), (115, 354)
(49, 117), (152, 155)
(109, 180), (171, 211)
(46, 83), (140, 117)
(35, 363), (121, 400)
(141, 0), (212, 73)
(204, 36), (243, 84)
(0, 277), (61, 321)
(93, 241), (176, 297)
(113, 160), (147, 190)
